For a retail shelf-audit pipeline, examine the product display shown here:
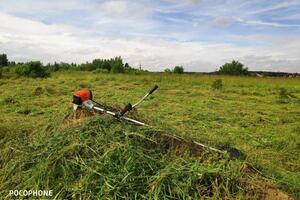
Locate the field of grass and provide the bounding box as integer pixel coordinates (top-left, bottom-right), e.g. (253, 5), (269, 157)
(0, 71), (299, 199)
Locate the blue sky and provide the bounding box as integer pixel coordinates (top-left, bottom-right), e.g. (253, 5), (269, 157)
(0, 0), (300, 72)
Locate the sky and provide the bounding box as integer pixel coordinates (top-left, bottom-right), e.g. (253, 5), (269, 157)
(0, 0), (300, 72)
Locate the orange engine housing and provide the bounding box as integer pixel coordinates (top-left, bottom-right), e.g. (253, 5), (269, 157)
(73, 89), (93, 105)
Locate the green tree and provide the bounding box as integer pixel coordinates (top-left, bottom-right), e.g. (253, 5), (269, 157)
(164, 68), (171, 73)
(0, 54), (8, 67)
(102, 61), (111, 71)
(111, 63), (125, 73)
(59, 62), (71, 70)
(218, 60), (248, 75)
(15, 61), (49, 78)
(8, 61), (16, 66)
(124, 63), (130, 71)
(45, 62), (59, 72)
(92, 59), (105, 71)
(111, 56), (125, 73)
(173, 66), (184, 74)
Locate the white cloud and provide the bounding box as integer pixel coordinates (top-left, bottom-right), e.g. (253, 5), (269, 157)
(246, 0), (300, 15)
(273, 13), (300, 20)
(193, 16), (234, 27)
(236, 18), (300, 28)
(242, 55), (300, 72)
(96, 0), (152, 19)
(198, 16), (300, 28)
(210, 16), (233, 26)
(0, 11), (299, 72)
(164, 0), (201, 4)
(0, 0), (90, 13)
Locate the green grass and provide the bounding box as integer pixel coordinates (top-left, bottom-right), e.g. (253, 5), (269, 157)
(0, 71), (299, 199)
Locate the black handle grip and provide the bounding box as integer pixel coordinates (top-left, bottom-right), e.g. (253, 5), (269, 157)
(119, 103), (132, 117)
(148, 85), (158, 94)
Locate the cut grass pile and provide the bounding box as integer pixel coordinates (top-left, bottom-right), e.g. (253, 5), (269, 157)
(1, 114), (266, 199)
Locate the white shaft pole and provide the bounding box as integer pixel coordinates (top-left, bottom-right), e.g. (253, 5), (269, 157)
(92, 106), (149, 126)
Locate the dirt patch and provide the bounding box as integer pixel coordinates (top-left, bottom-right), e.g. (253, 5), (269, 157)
(264, 188), (292, 200)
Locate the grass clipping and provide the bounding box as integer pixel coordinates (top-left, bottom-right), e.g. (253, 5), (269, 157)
(0, 114), (283, 199)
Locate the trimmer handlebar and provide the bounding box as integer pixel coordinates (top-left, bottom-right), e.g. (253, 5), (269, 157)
(148, 85), (158, 94)
(117, 85), (158, 118)
(119, 103), (132, 117)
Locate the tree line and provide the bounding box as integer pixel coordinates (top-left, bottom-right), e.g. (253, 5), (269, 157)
(0, 54), (146, 78)
(1, 53), (250, 78)
(164, 66), (184, 74)
(164, 61), (249, 75)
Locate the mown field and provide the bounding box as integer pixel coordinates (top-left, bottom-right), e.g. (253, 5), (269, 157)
(0, 71), (299, 199)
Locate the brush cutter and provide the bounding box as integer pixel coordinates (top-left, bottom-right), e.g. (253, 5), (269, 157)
(72, 85), (158, 126)
(72, 86), (244, 159)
